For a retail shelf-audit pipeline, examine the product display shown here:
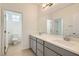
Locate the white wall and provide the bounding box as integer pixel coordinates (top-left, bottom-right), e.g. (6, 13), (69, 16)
(0, 4), (39, 50)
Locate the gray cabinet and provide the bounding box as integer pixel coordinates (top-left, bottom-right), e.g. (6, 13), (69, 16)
(45, 42), (78, 56)
(37, 41), (43, 52)
(37, 38), (43, 44)
(31, 39), (36, 53)
(37, 39), (43, 56)
(44, 47), (59, 56)
(37, 49), (43, 56)
(30, 35), (37, 55)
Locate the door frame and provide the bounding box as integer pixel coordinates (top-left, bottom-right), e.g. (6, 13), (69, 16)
(1, 9), (23, 55)
(54, 18), (63, 35)
(0, 7), (3, 56)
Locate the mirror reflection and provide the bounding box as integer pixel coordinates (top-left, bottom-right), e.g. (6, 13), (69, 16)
(39, 4), (79, 38)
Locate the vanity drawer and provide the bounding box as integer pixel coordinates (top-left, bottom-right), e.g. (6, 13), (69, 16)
(45, 42), (78, 56)
(37, 38), (43, 44)
(37, 42), (43, 52)
(44, 47), (59, 56)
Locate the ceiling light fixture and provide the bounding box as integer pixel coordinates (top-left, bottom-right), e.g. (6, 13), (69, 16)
(42, 3), (54, 9)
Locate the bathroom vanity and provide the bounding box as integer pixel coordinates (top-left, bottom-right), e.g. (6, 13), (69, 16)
(29, 34), (79, 56)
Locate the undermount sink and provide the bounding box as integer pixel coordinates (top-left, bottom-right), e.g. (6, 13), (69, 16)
(63, 36), (77, 41)
(64, 37), (71, 41)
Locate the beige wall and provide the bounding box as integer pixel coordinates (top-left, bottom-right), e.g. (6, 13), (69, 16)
(37, 6), (48, 33)
(0, 4), (39, 51)
(22, 4), (38, 49)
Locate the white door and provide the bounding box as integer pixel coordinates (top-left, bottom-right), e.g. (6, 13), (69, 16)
(0, 9), (7, 55)
(1, 10), (9, 55)
(4, 11), (9, 54)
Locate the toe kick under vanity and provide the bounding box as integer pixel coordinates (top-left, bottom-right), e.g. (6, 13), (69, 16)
(29, 34), (79, 56)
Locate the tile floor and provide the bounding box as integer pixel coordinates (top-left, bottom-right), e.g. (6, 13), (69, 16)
(6, 43), (34, 56)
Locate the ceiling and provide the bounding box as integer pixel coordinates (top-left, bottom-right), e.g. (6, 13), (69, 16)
(41, 3), (74, 14)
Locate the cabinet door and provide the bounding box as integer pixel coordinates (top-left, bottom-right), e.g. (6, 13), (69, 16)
(37, 38), (43, 44)
(37, 42), (43, 52)
(37, 42), (43, 56)
(44, 47), (59, 56)
(31, 39), (36, 53)
(37, 49), (43, 56)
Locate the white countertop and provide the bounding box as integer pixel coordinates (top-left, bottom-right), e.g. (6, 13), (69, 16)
(31, 34), (79, 55)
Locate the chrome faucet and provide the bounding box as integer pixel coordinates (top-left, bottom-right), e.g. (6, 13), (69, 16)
(39, 32), (45, 35)
(64, 35), (70, 41)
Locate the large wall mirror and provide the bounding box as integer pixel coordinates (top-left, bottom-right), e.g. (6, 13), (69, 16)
(46, 18), (63, 35)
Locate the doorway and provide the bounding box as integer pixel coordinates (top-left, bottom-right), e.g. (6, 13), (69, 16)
(3, 10), (22, 55)
(54, 18), (63, 35)
(47, 19), (53, 34)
